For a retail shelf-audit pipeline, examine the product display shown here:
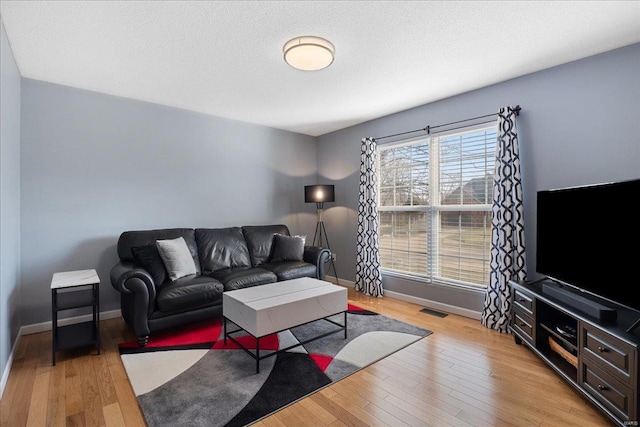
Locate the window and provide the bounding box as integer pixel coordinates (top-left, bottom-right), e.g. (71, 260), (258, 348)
(377, 125), (497, 289)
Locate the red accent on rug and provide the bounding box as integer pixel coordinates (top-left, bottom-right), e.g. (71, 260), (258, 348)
(309, 353), (334, 371)
(119, 320), (222, 348)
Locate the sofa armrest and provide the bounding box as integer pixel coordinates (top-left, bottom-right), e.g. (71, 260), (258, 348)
(110, 261), (157, 316)
(303, 246), (331, 280)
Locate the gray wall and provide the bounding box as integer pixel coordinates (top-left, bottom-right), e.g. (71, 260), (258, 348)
(6, 38), (640, 341)
(317, 43), (640, 312)
(20, 79), (318, 325)
(0, 20), (22, 386)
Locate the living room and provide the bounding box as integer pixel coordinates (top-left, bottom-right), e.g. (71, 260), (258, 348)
(1, 1), (639, 426)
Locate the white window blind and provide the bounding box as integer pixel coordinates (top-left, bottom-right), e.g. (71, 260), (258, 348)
(377, 125), (497, 289)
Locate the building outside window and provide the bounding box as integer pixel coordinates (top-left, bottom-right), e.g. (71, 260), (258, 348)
(377, 125), (497, 289)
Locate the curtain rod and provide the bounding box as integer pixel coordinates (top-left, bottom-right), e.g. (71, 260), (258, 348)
(373, 105), (521, 141)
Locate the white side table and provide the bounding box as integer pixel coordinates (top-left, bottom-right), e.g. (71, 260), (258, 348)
(51, 269), (100, 365)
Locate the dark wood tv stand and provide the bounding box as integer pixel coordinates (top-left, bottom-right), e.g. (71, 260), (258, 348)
(509, 279), (639, 426)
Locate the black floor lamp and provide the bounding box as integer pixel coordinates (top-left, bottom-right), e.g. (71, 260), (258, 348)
(305, 185), (339, 285)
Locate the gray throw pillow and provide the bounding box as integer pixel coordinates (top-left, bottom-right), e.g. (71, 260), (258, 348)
(156, 237), (197, 281)
(271, 234), (306, 262)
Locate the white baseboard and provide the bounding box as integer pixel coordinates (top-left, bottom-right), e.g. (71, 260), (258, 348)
(19, 309), (122, 336)
(0, 308), (122, 399)
(326, 275), (481, 320)
(384, 290), (481, 320)
(325, 275), (350, 287)
(0, 340), (16, 400)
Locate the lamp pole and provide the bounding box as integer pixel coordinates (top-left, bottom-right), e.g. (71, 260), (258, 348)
(313, 202), (325, 247)
(312, 201), (339, 285)
(305, 185), (339, 286)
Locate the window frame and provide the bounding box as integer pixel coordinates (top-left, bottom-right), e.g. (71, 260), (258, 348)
(376, 123), (497, 290)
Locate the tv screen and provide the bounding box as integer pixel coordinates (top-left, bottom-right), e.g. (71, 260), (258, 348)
(536, 179), (640, 312)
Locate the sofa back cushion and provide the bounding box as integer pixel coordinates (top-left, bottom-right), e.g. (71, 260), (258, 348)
(196, 227), (251, 274)
(242, 224), (290, 266)
(118, 228), (201, 275)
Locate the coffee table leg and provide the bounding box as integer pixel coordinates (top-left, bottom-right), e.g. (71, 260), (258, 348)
(256, 337), (260, 374)
(224, 318), (227, 345)
(344, 311), (348, 339)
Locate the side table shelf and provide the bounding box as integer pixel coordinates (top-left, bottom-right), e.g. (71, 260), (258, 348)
(51, 269), (101, 365)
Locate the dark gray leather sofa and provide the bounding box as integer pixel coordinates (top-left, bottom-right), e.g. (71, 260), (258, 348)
(110, 224), (330, 346)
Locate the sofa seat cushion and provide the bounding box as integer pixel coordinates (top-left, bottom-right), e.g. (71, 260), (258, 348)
(156, 275), (223, 312)
(211, 267), (277, 291)
(261, 261), (317, 281)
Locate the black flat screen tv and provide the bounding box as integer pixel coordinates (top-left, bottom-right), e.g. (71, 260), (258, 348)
(536, 178), (640, 313)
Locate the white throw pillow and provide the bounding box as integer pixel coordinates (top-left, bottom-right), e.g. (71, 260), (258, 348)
(156, 237), (197, 281)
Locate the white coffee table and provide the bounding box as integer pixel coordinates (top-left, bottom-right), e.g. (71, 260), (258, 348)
(223, 277), (348, 373)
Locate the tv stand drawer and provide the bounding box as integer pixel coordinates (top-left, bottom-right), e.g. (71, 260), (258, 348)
(581, 357), (636, 422)
(582, 323), (636, 382)
(512, 310), (535, 345)
(513, 288), (534, 315)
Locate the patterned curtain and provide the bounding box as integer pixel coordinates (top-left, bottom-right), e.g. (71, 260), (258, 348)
(481, 106), (527, 332)
(355, 137), (383, 297)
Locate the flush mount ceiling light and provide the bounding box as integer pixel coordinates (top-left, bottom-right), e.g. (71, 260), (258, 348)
(283, 36), (335, 71)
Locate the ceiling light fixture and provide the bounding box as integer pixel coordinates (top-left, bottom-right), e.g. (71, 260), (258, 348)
(283, 36), (335, 71)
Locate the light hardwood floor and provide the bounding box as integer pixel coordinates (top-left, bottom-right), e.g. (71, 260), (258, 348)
(1, 287), (615, 426)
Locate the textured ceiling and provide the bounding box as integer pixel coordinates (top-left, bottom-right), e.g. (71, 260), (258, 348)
(1, 1), (639, 137)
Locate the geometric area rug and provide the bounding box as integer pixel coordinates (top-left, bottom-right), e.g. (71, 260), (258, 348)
(119, 304), (432, 427)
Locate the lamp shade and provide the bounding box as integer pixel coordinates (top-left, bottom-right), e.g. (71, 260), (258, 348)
(305, 185), (335, 203)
